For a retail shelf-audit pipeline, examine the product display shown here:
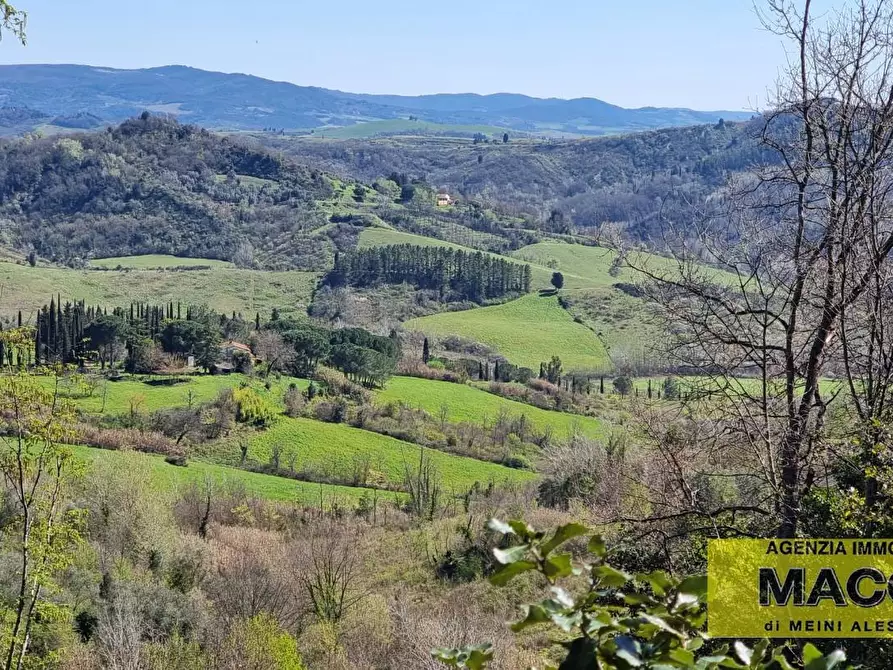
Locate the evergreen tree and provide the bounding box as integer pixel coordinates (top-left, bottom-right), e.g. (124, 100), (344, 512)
(422, 337), (430, 364)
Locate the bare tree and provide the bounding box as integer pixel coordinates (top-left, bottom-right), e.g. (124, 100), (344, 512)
(637, 0), (893, 537)
(251, 330), (293, 378)
(295, 522), (368, 624)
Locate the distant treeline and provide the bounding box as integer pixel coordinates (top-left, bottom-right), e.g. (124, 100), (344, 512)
(326, 244), (532, 302)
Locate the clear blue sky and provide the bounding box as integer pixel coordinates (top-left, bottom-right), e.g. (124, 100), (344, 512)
(1, 0), (807, 110)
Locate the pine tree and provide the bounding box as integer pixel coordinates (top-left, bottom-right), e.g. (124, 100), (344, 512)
(422, 337), (430, 364)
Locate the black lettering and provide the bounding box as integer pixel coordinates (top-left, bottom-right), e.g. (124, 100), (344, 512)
(760, 568), (804, 606)
(806, 568), (846, 606)
(847, 568), (886, 607)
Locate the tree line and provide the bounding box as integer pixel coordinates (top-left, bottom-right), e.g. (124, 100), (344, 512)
(326, 244), (532, 302)
(5, 296), (401, 386)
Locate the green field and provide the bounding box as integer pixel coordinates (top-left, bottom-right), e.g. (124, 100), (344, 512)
(405, 293), (609, 371)
(313, 119), (517, 140)
(357, 228), (463, 251)
(0, 261), (318, 319)
(376, 376), (604, 438)
(88, 254), (234, 269)
(511, 241), (678, 288)
(70, 445), (380, 505)
(44, 373), (309, 416)
(209, 416), (535, 493)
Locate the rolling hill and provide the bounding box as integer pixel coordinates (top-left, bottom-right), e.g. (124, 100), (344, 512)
(0, 64), (751, 137)
(405, 293), (610, 372)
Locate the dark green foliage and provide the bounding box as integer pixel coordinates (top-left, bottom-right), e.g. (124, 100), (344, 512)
(662, 376), (680, 401)
(550, 271), (564, 290)
(267, 119), (775, 244)
(328, 244), (531, 303)
(543, 356), (562, 384)
(160, 320), (220, 370)
(0, 114), (333, 266)
(613, 374), (633, 397)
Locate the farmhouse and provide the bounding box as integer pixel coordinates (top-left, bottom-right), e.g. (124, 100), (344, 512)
(215, 340), (253, 373)
(436, 192), (452, 207)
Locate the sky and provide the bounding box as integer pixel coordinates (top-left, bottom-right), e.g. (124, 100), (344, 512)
(0, 0), (804, 110)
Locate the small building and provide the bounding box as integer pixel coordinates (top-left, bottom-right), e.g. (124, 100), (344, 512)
(436, 192), (452, 207)
(214, 340), (253, 374)
(220, 341), (252, 358)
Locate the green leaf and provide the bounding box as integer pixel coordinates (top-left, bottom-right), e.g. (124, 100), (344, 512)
(669, 648), (695, 665)
(623, 592), (655, 606)
(640, 613), (683, 637)
(803, 646), (846, 670)
(540, 523), (588, 556)
(638, 570), (673, 597)
(677, 575), (708, 598)
(508, 519), (536, 539)
(588, 534), (607, 557)
(510, 604), (551, 632)
(802, 643), (823, 665)
(593, 564), (631, 588)
(489, 560), (536, 586)
(432, 644), (494, 669)
(493, 544), (528, 565)
(543, 552), (574, 580)
(770, 652), (796, 670)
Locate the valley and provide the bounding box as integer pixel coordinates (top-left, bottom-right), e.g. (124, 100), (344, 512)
(0, 2), (879, 660)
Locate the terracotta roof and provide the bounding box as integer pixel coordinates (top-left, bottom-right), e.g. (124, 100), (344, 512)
(221, 341), (252, 353)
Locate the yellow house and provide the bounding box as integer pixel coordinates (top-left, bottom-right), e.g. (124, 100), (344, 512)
(436, 192), (452, 207)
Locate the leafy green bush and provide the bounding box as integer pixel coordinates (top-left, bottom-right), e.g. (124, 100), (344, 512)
(433, 518), (848, 670)
(232, 387), (276, 427)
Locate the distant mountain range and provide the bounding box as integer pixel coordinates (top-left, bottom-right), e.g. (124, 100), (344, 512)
(0, 64), (752, 137)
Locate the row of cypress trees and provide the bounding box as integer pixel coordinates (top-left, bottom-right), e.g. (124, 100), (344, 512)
(328, 244), (532, 302)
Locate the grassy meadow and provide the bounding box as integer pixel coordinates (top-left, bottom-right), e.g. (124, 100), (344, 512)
(208, 416), (535, 493)
(0, 261), (318, 319)
(87, 254), (234, 269)
(376, 376), (605, 439)
(405, 293), (610, 371)
(48, 373), (308, 415)
(70, 445), (379, 505)
(511, 241), (678, 288)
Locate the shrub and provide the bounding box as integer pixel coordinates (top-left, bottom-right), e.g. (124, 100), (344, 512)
(283, 385), (305, 418)
(313, 399), (348, 424)
(315, 366), (370, 403)
(232, 387), (276, 427)
(75, 425), (178, 456)
(613, 374), (634, 397)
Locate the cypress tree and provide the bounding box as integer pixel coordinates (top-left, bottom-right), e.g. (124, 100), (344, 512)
(599, 377), (605, 394)
(422, 337), (430, 364)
